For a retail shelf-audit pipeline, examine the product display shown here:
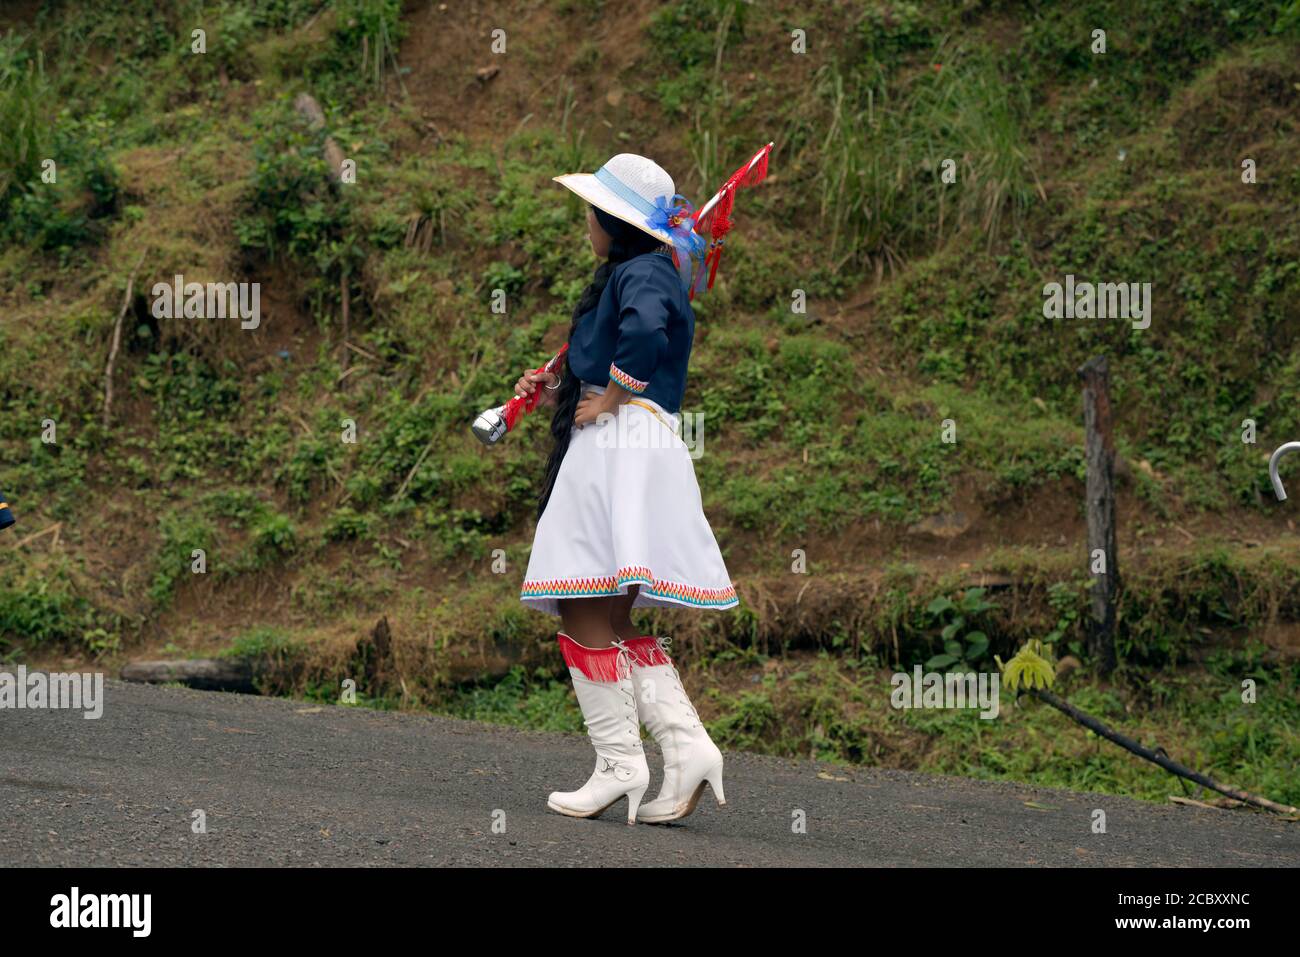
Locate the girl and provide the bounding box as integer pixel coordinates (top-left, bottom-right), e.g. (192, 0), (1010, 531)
(516, 153), (737, 825)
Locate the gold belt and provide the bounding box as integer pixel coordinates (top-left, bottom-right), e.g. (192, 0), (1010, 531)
(627, 399), (675, 431)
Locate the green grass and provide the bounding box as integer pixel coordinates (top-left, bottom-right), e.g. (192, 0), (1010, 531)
(441, 666), (585, 734)
(808, 41), (1041, 270)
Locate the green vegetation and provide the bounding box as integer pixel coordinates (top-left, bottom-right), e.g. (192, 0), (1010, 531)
(923, 587), (996, 671)
(703, 646), (1299, 807)
(1, 0), (1297, 805)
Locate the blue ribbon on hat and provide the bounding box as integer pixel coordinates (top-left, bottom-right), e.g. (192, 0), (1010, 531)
(593, 164), (706, 294)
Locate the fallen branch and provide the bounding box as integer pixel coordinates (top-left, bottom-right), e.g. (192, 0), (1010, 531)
(339, 271), (351, 382)
(1030, 686), (1298, 817)
(336, 364), (365, 385)
(103, 252), (146, 429)
(1169, 795), (1244, 811)
(345, 341), (381, 363)
(9, 522), (62, 549)
(391, 437), (435, 503)
(288, 410), (314, 435)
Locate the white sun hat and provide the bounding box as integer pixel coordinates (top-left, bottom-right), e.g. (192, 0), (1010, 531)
(553, 153), (683, 246)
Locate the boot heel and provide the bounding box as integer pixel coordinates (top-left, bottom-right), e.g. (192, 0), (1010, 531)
(626, 784), (649, 825)
(705, 761), (726, 806)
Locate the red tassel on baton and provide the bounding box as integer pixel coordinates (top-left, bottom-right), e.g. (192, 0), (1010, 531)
(472, 344), (569, 445)
(688, 142), (773, 301)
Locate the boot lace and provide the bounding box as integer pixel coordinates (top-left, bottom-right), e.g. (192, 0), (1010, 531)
(609, 640), (643, 746)
(653, 636), (703, 730)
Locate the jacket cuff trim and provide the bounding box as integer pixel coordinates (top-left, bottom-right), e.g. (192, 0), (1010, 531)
(609, 363), (648, 394)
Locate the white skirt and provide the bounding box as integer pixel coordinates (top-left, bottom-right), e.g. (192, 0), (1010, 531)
(521, 385), (738, 616)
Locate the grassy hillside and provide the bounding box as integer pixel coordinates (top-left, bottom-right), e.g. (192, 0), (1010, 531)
(1, 0), (1298, 805)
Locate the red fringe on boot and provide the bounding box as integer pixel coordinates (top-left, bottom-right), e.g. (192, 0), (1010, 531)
(623, 636), (672, 668)
(557, 633), (626, 682)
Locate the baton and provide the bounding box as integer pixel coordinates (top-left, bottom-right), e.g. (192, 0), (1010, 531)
(471, 344), (569, 446)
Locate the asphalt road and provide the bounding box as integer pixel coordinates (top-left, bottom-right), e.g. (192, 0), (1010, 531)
(2, 679), (1297, 866)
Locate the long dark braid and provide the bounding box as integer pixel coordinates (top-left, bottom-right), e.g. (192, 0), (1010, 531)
(537, 207), (665, 517)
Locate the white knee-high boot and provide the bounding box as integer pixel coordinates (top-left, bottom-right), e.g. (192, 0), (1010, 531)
(624, 636), (725, 823)
(547, 633), (650, 824)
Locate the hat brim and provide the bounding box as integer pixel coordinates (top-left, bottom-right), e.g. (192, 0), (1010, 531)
(553, 173), (675, 246)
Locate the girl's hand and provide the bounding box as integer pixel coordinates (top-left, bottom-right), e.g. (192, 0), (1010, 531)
(514, 371), (559, 407)
(574, 385), (629, 428)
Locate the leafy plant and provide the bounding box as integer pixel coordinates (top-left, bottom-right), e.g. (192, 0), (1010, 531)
(252, 511), (298, 561)
(150, 510), (216, 606)
(996, 639), (1057, 692)
(0, 35), (45, 211)
(0, 584), (98, 652)
(324, 505), (373, 542)
(1045, 580), (1086, 655)
(923, 587), (998, 671)
(221, 626), (310, 695)
(333, 0), (407, 91)
(0, 40), (118, 254)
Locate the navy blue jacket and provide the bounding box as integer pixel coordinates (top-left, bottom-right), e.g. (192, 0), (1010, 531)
(568, 250), (695, 414)
(0, 492), (12, 530)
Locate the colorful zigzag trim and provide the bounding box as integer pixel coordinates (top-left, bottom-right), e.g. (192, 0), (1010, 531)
(522, 565), (738, 609)
(608, 362), (648, 394)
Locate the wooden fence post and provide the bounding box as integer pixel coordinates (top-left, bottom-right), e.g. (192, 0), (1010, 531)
(1079, 355), (1118, 675)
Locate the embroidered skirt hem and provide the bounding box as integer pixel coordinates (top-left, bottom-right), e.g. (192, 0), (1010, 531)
(520, 390), (736, 618)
